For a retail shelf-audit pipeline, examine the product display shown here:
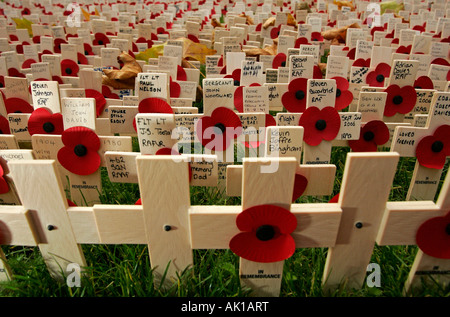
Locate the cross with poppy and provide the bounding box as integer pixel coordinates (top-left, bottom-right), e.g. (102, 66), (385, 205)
(300, 78), (362, 164)
(390, 91), (450, 202)
(375, 167), (450, 294)
(226, 126), (337, 202)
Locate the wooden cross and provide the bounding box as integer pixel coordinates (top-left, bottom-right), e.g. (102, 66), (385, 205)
(390, 91), (450, 201)
(376, 166), (450, 293)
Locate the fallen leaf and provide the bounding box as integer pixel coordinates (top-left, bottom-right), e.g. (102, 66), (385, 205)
(12, 18), (33, 37)
(102, 51), (142, 89)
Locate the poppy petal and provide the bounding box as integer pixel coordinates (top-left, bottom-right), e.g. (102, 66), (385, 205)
(416, 135), (447, 169)
(138, 98), (173, 114)
(416, 211), (450, 259)
(234, 86), (244, 112)
(292, 174), (308, 202)
(5, 98), (34, 114)
(0, 115), (10, 134)
(85, 89), (106, 117)
(27, 108), (64, 135)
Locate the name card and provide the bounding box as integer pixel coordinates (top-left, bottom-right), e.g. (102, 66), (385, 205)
(299, 44), (320, 63)
(350, 66), (370, 84)
(243, 86), (269, 113)
(307, 79), (336, 109)
(0, 149), (34, 161)
(135, 113), (176, 155)
(264, 83), (288, 112)
(31, 134), (63, 160)
(174, 113), (202, 144)
(202, 78), (234, 115)
(411, 34), (432, 54)
(240, 60), (265, 86)
(276, 112), (302, 126)
(357, 92), (387, 122)
(289, 55), (314, 81)
(61, 97), (97, 130)
(265, 126), (304, 162)
(336, 112), (362, 140)
(403, 89), (435, 124)
(426, 92), (450, 130)
(186, 154), (218, 187)
(105, 151), (139, 183)
(135, 72), (169, 102)
(8, 114), (31, 142)
(388, 59), (419, 87)
(325, 55), (349, 79)
(30, 81), (61, 113)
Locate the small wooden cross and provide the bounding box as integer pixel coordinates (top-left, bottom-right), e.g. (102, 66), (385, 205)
(376, 167), (450, 293)
(390, 91), (450, 201)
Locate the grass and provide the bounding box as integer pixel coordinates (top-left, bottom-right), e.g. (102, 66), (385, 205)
(0, 144), (449, 298)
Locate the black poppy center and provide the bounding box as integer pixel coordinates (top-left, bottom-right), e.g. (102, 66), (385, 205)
(336, 89), (341, 98)
(14, 110), (22, 113)
(74, 144), (87, 157)
(315, 119), (327, 131)
(431, 140), (444, 153)
(256, 225), (275, 241)
(214, 123), (226, 134)
(85, 50), (89, 55)
(0, 82), (3, 88)
(376, 74), (385, 83)
(42, 122), (55, 133)
(65, 67), (72, 75)
(363, 131), (375, 141)
(393, 95), (403, 105)
(234, 80), (240, 86)
(312, 38), (318, 41)
(281, 61), (286, 67)
(446, 223), (450, 235)
(295, 90), (305, 100)
(98, 40), (104, 45)
(0, 130), (3, 134)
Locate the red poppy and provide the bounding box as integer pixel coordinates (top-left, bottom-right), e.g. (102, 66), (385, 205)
(57, 126), (101, 176)
(196, 106), (242, 151)
(77, 53), (88, 65)
(370, 26), (384, 38)
(328, 193), (340, 203)
(136, 37), (154, 48)
(348, 120), (390, 152)
(53, 38), (67, 53)
(292, 173), (308, 202)
(156, 27), (169, 35)
(313, 65), (323, 79)
(224, 68), (241, 86)
(412, 24), (425, 33)
(187, 34), (199, 43)
(366, 63), (391, 87)
(4, 98), (34, 114)
(0, 76), (4, 88)
(21, 8), (31, 15)
(52, 75), (64, 84)
(311, 32), (323, 42)
(299, 106), (341, 146)
(0, 115), (10, 134)
(32, 35), (41, 44)
(9, 34), (19, 42)
(8, 68), (26, 78)
(270, 25), (281, 39)
(84, 43), (94, 55)
(15, 41), (30, 54)
(177, 65), (187, 81)
(353, 58), (371, 67)
(396, 45), (412, 54)
(27, 108), (64, 135)
(85, 89), (106, 117)
(440, 36), (450, 43)
(170, 78), (181, 98)
(415, 125), (450, 169)
(138, 97), (173, 114)
(229, 204), (297, 263)
(346, 47), (356, 60)
(414, 76), (434, 89)
(0, 163), (9, 194)
(332, 76), (353, 110)
(281, 77), (308, 113)
(22, 59), (37, 69)
(383, 84), (417, 117)
(61, 59), (79, 77)
(294, 37), (311, 48)
(102, 85), (120, 99)
(93, 33), (110, 47)
(416, 211), (450, 260)
(431, 58), (450, 67)
(272, 53), (287, 69)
